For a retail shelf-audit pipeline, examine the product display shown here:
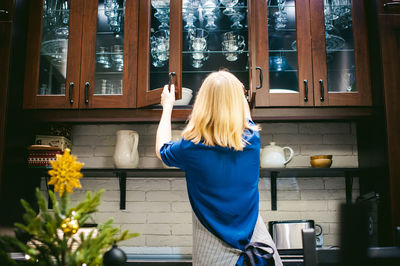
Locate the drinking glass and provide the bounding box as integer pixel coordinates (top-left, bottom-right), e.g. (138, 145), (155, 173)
(183, 0), (200, 30)
(111, 44), (124, 71)
(222, 32), (245, 61)
(274, 0), (288, 30)
(229, 9), (245, 29)
(189, 28), (209, 68)
(220, 0), (239, 16)
(201, 0), (219, 30)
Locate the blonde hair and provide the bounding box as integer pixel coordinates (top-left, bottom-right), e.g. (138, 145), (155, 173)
(182, 70), (259, 151)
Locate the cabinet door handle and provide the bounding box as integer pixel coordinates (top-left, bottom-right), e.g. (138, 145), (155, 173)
(0, 9), (9, 14)
(256, 67), (263, 89)
(69, 82), (74, 104)
(304, 80), (308, 102)
(168, 72), (176, 91)
(384, 2), (400, 9)
(84, 82), (90, 104)
(319, 79), (325, 102)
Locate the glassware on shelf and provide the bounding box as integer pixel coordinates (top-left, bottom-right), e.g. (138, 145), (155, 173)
(95, 79), (123, 95)
(189, 28), (209, 68)
(111, 44), (124, 71)
(183, 0), (200, 30)
(273, 0), (288, 30)
(152, 0), (170, 29)
(43, 0), (70, 40)
(269, 55), (288, 71)
(220, 0), (239, 16)
(39, 84), (50, 95)
(221, 31), (245, 61)
(95, 79), (108, 95)
(96, 46), (112, 69)
(104, 0), (123, 33)
(113, 79), (123, 95)
(200, 0), (219, 30)
(152, 0), (170, 17)
(151, 29), (170, 67)
(229, 8), (245, 29)
(341, 71), (355, 92)
(54, 0), (70, 38)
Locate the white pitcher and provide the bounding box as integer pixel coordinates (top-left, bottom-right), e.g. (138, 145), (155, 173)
(113, 130), (139, 168)
(260, 142), (294, 168)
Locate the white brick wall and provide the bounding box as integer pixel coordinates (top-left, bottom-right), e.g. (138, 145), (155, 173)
(40, 122), (359, 255)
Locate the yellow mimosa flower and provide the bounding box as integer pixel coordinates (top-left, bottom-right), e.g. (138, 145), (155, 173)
(48, 148), (84, 196)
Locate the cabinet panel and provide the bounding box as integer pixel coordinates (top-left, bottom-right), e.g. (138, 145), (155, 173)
(23, 0), (83, 109)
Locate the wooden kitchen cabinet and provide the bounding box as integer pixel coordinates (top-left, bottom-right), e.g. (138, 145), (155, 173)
(253, 0), (372, 107)
(23, 0), (139, 109)
(137, 0), (373, 109)
(23, 0), (373, 111)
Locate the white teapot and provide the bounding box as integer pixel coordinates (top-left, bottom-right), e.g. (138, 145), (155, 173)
(260, 142), (294, 168)
(113, 130), (139, 168)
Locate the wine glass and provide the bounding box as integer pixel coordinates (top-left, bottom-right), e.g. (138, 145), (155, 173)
(220, 0), (239, 16)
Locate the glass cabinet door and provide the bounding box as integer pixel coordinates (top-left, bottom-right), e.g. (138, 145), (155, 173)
(137, 0), (252, 108)
(80, 0), (138, 108)
(137, 0), (182, 108)
(253, 0), (313, 106)
(310, 0), (371, 106)
(23, 0), (83, 108)
(180, 0), (250, 106)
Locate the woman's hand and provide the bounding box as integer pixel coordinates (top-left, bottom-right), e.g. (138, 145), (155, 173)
(161, 84), (175, 110)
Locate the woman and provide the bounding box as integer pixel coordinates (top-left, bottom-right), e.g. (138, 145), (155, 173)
(156, 71), (282, 266)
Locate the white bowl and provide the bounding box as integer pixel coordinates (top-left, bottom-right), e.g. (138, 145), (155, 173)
(174, 88), (193, 105)
(270, 89), (298, 93)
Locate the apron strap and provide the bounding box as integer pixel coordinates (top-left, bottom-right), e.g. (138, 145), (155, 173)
(242, 242), (275, 266)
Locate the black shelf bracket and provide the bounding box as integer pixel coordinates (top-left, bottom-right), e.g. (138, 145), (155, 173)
(271, 172), (278, 211)
(259, 168), (361, 211)
(116, 171), (127, 210)
(345, 171), (354, 204)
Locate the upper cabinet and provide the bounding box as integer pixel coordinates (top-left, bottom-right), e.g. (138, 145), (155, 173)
(253, 0), (372, 107)
(136, 0), (253, 107)
(23, 0), (372, 110)
(23, 0), (138, 109)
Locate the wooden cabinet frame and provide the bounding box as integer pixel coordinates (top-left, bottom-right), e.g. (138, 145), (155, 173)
(310, 0), (372, 106)
(137, 0), (182, 108)
(23, 0), (139, 109)
(254, 0), (372, 107)
(254, 0), (314, 107)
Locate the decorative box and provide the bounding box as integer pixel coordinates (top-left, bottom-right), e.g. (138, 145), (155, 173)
(35, 135), (72, 151)
(27, 145), (63, 168)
